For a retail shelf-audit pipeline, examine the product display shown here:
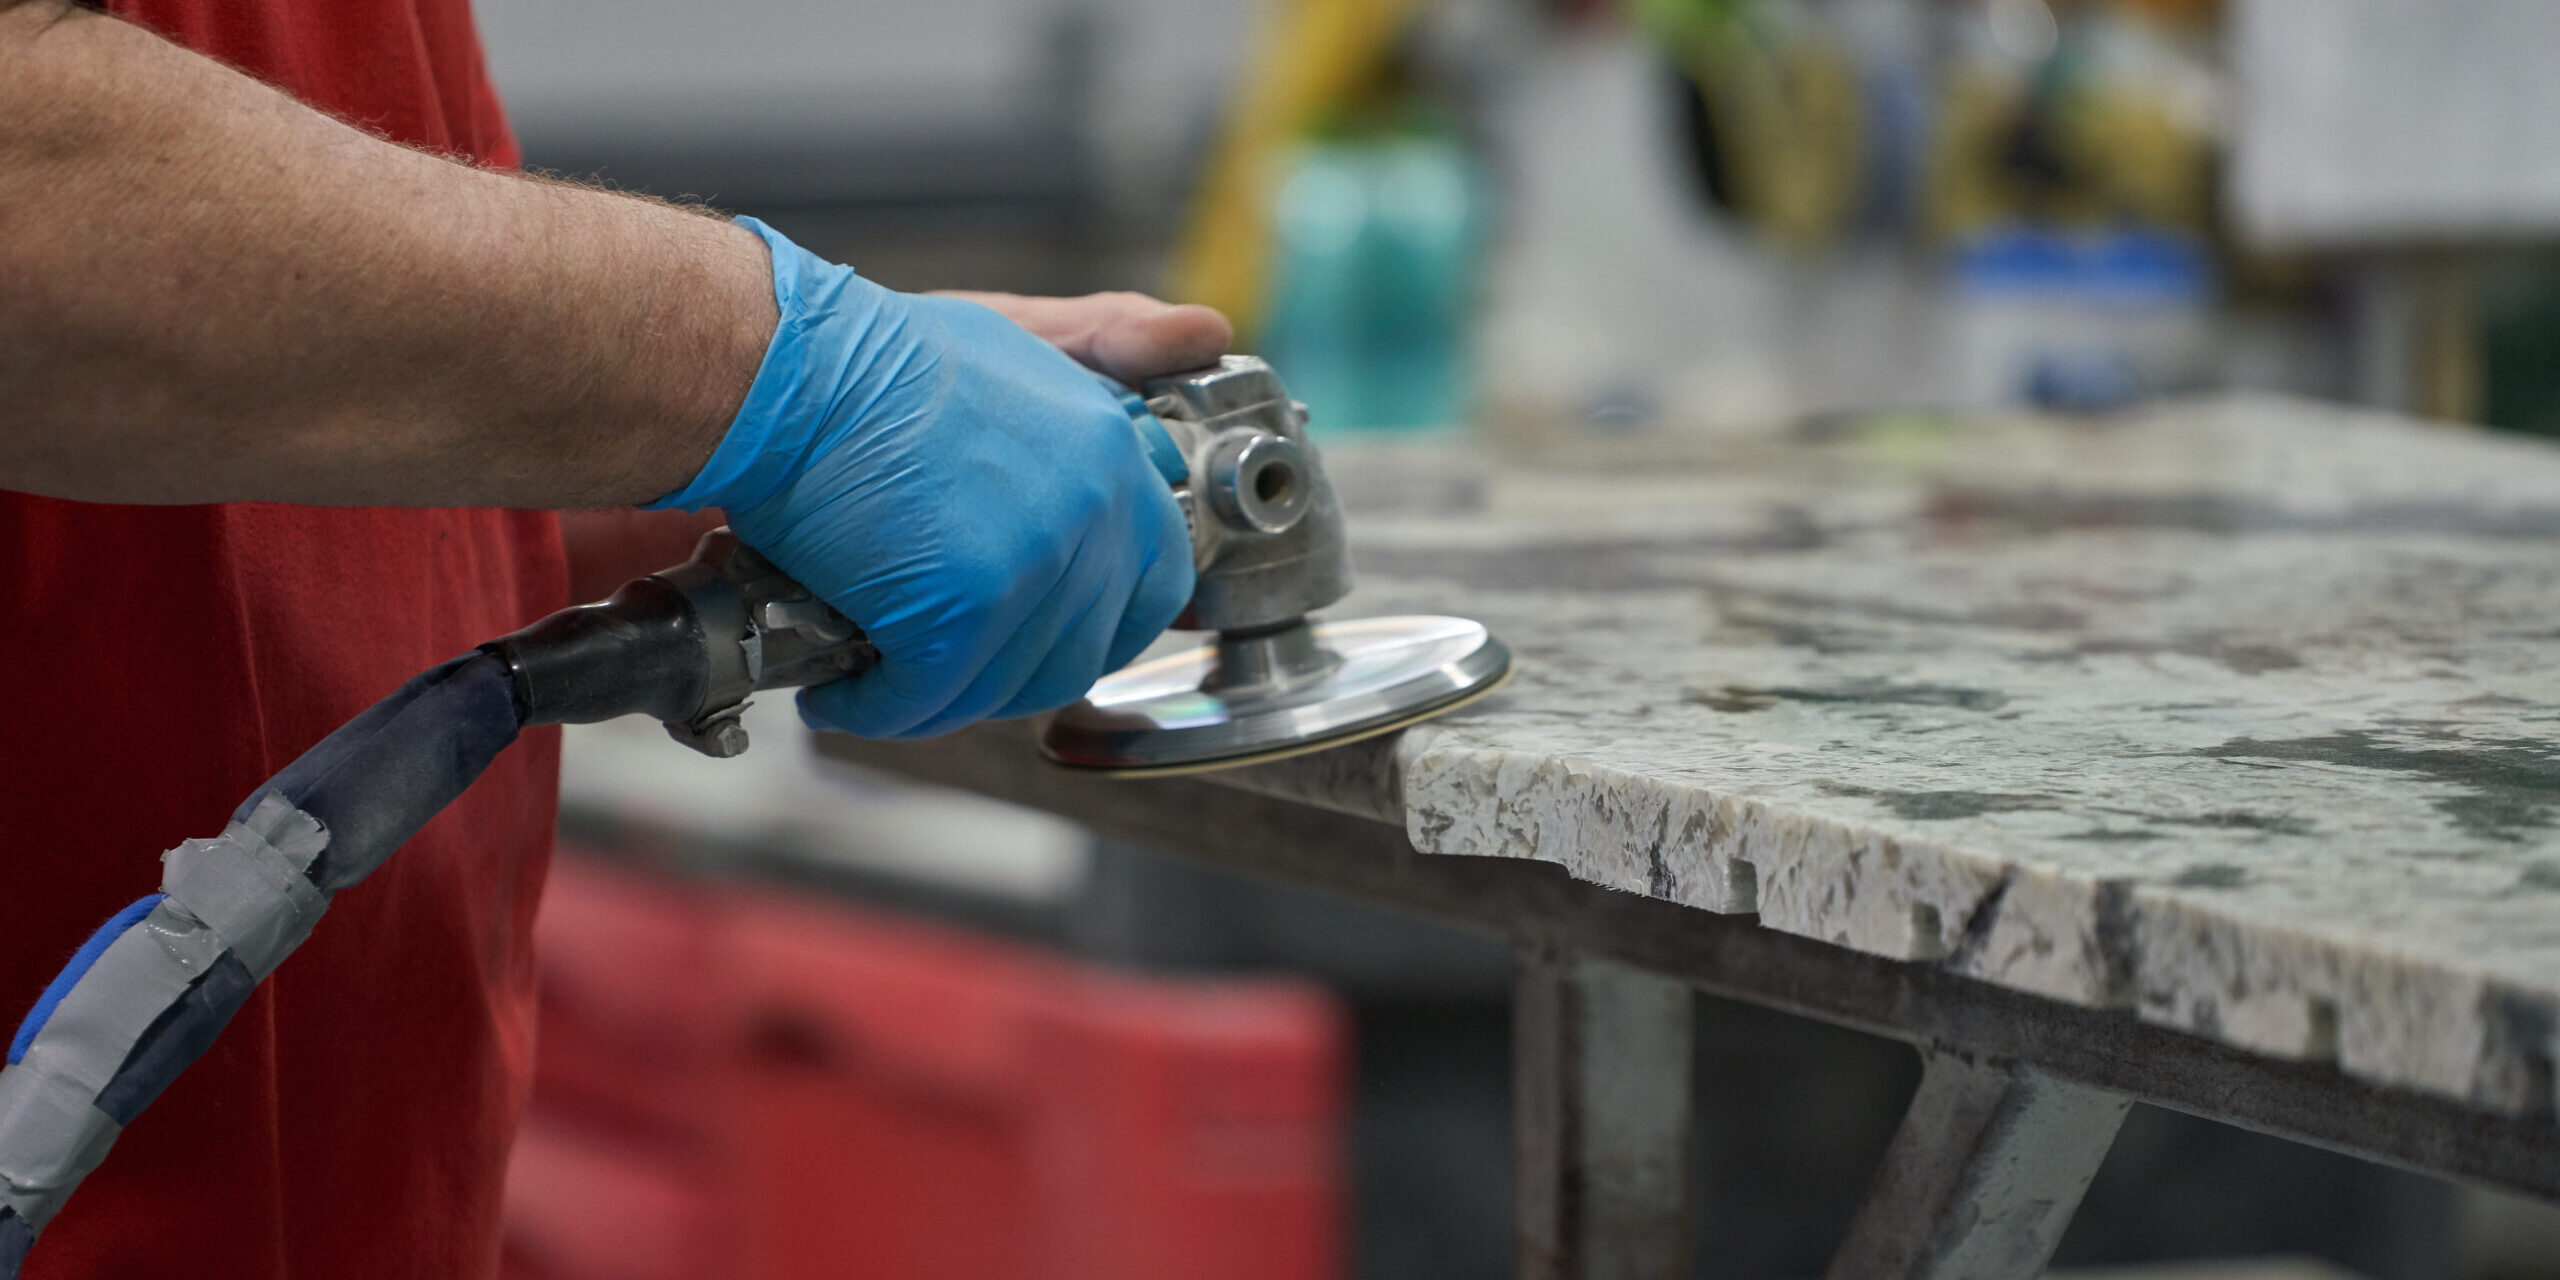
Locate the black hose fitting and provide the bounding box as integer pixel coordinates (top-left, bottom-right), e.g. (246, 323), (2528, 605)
(484, 575), (709, 729)
(483, 528), (875, 757)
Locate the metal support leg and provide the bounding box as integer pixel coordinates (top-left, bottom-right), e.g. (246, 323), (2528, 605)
(1515, 947), (1695, 1280)
(1825, 1052), (2132, 1280)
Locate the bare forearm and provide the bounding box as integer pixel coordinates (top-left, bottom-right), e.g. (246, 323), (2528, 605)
(0, 0), (771, 507)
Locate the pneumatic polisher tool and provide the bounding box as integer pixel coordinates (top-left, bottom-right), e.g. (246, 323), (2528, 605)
(0, 357), (1507, 1266)
(490, 353), (1513, 772)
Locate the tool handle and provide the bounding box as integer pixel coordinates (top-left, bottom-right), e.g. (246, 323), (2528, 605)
(485, 527), (877, 757)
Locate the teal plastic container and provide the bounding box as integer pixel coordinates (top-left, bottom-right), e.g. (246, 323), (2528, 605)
(1260, 135), (1483, 434)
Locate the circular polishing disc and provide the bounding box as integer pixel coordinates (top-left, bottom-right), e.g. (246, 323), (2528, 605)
(1040, 616), (1512, 775)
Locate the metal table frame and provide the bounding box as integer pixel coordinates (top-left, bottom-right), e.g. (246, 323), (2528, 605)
(823, 730), (2560, 1280)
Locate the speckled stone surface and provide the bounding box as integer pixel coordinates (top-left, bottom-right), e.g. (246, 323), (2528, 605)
(1220, 397), (2560, 1115)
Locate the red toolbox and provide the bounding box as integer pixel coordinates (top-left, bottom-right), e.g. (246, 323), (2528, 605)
(503, 856), (723, 1280)
(504, 854), (1349, 1280)
(518, 857), (723, 1136)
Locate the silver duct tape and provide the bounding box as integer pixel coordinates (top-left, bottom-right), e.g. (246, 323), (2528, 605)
(161, 822), (327, 980)
(0, 799), (328, 1247)
(235, 792), (326, 874)
(16, 915), (217, 1097)
(132, 904), (226, 987)
(0, 797), (325, 1244)
(0, 1065), (119, 1224)
(0, 1183), (74, 1237)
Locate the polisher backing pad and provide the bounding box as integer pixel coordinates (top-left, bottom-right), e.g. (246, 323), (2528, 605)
(1039, 615), (1513, 777)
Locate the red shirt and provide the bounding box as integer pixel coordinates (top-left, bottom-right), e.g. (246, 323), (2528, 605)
(0, 2), (563, 1275)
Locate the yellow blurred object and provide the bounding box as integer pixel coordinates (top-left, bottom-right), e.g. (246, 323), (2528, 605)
(1924, 55), (2211, 240)
(1643, 0), (1867, 249)
(2112, 0), (2218, 23)
(1701, 36), (1865, 246)
(1926, 72), (2022, 240)
(1169, 0), (1428, 340)
(2076, 94), (2209, 228)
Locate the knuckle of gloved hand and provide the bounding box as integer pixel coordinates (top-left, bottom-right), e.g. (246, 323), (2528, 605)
(1080, 406), (1156, 492)
(951, 541), (1063, 629)
(1052, 445), (1130, 528)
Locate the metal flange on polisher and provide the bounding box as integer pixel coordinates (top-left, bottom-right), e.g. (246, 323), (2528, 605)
(0, 356), (1505, 1270)
(1040, 356), (1511, 773)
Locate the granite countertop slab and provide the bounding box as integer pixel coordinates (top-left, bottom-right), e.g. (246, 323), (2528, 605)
(1213, 396), (2560, 1116)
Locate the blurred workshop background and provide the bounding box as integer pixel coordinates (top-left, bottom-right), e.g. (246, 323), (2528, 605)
(475, 1), (2560, 1278)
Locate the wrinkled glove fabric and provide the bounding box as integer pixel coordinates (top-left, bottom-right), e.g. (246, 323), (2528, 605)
(651, 217), (1195, 739)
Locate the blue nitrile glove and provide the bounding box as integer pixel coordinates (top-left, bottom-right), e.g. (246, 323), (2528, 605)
(650, 217), (1196, 739)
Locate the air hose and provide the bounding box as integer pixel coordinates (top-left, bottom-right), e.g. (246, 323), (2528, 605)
(0, 529), (875, 1274)
(0, 653), (522, 1269)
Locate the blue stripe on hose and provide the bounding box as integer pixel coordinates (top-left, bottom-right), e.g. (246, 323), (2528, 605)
(8, 895), (165, 1066)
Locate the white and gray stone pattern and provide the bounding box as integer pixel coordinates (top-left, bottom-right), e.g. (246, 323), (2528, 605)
(1223, 397), (2560, 1118)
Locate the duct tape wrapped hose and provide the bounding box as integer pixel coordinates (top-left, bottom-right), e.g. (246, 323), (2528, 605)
(0, 652), (523, 1274)
(0, 524), (879, 1274)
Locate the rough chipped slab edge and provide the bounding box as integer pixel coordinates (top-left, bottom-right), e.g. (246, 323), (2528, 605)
(1212, 726), (2560, 1116)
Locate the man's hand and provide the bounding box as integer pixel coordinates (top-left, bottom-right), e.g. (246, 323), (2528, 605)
(558, 293), (1232, 602)
(650, 221), (1221, 740)
(938, 291), (1233, 387)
